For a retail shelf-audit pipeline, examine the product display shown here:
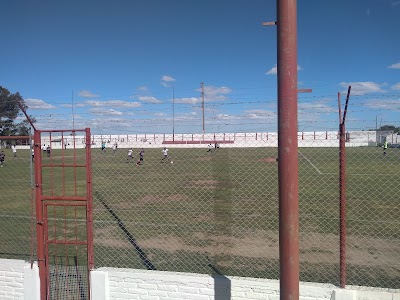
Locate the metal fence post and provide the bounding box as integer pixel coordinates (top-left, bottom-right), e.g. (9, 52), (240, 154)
(338, 87), (351, 288)
(34, 130), (46, 300)
(277, 0), (299, 299)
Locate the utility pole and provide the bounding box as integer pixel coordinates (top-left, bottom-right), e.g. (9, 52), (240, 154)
(72, 90), (75, 130)
(172, 86), (175, 141)
(201, 82), (205, 136)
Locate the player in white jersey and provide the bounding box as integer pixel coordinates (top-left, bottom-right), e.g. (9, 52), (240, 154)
(126, 148), (133, 162)
(161, 147), (170, 162)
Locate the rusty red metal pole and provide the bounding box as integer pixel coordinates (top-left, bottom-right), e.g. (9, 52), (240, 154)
(339, 86), (351, 288)
(277, 0), (299, 299)
(339, 121), (346, 288)
(34, 131), (46, 300)
(85, 128), (95, 271)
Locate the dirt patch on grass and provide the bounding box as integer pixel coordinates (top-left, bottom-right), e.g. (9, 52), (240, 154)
(138, 194), (189, 203)
(188, 180), (218, 187)
(94, 223), (400, 274)
(96, 229), (400, 269)
(259, 157), (278, 163)
(111, 193), (190, 209)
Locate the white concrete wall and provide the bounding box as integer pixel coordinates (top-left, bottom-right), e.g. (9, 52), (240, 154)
(0, 259), (39, 300)
(0, 259), (398, 300)
(36, 131), (378, 150)
(91, 268), (400, 300)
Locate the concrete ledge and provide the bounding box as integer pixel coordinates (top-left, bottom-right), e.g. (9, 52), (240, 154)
(93, 268), (400, 300)
(23, 262), (40, 300)
(91, 270), (109, 300)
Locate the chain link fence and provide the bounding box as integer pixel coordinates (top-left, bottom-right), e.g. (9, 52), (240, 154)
(92, 133), (279, 278)
(1, 129), (399, 290)
(91, 130), (400, 289)
(0, 136), (35, 262)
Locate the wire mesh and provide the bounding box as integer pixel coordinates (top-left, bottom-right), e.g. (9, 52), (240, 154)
(92, 133), (280, 279)
(0, 135), (35, 262)
(1, 126), (399, 290)
(91, 130), (400, 289)
(344, 131), (400, 288)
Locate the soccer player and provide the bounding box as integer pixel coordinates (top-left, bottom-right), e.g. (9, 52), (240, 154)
(0, 150), (5, 167)
(46, 145), (51, 157)
(101, 141), (106, 153)
(161, 147), (170, 162)
(136, 148), (145, 166)
(126, 148), (133, 162)
(207, 144), (212, 152)
(12, 145), (17, 158)
(383, 141), (388, 155)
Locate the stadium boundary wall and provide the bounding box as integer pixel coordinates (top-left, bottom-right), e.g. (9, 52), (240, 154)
(19, 130), (381, 150)
(92, 268), (400, 300)
(0, 259), (39, 300)
(1, 259), (398, 300)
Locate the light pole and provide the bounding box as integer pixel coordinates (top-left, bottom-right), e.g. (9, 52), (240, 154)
(201, 82), (205, 137)
(172, 86), (175, 141)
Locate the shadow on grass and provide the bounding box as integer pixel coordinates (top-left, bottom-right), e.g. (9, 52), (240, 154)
(94, 190), (156, 270)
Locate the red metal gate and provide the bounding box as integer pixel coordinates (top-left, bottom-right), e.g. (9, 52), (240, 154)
(34, 129), (94, 300)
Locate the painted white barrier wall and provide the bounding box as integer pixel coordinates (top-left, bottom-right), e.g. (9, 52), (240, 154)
(0, 259), (39, 300)
(37, 131), (378, 149)
(0, 259), (398, 300)
(91, 268), (400, 300)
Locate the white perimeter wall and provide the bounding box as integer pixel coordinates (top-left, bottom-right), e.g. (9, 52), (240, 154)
(0, 259), (399, 300)
(92, 268), (400, 300)
(0, 259), (39, 300)
(28, 131), (378, 150)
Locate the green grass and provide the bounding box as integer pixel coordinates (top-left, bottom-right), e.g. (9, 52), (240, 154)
(0, 146), (399, 288)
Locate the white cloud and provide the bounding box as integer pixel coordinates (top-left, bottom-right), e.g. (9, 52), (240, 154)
(78, 90), (100, 98)
(388, 62), (400, 69)
(391, 82), (400, 90)
(161, 75), (176, 82)
(161, 82), (170, 87)
(85, 100), (141, 108)
(138, 96), (163, 104)
(174, 97), (201, 104)
(298, 99), (336, 113)
(154, 112), (166, 117)
(266, 65), (278, 75)
(205, 86), (231, 98)
(89, 108), (123, 116)
(106, 100), (142, 108)
(161, 75), (176, 87)
(216, 114), (240, 120)
(25, 98), (56, 110)
(266, 64), (302, 75)
(392, 1), (400, 7)
(363, 99), (400, 110)
(244, 109), (277, 119)
(137, 85), (148, 92)
(194, 85), (232, 102)
(339, 81), (385, 95)
(60, 103), (85, 108)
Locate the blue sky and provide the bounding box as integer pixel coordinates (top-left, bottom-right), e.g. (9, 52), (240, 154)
(1, 0), (399, 134)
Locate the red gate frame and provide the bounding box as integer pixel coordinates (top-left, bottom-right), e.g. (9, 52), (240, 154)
(34, 128), (94, 300)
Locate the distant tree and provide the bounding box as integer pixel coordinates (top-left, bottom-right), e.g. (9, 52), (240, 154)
(378, 125), (400, 134)
(0, 86), (35, 136)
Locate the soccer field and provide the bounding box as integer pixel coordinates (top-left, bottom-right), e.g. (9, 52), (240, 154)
(0, 146), (399, 288)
